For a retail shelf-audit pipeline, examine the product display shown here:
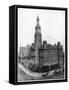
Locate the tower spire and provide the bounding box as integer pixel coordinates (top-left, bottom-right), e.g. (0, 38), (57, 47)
(35, 16), (41, 34)
(36, 16), (40, 27)
(37, 16), (39, 23)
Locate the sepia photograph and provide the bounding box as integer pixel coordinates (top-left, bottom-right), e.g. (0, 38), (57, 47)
(17, 6), (67, 83)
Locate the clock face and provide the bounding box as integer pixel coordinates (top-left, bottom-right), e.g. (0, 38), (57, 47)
(37, 29), (40, 33)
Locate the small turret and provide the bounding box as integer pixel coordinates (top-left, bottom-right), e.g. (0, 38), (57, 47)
(57, 42), (60, 46)
(43, 41), (47, 48)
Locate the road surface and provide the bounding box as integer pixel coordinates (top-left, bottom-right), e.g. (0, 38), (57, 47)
(18, 63), (65, 82)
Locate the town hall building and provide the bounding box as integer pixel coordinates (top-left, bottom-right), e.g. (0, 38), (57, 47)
(19, 16), (64, 69)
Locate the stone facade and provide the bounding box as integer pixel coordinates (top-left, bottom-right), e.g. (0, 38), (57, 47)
(29, 41), (64, 67)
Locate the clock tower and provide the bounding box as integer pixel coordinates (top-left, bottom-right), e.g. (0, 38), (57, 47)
(34, 16), (42, 48)
(34, 16), (42, 64)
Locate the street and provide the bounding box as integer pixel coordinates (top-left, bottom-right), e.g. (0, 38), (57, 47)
(18, 64), (65, 82)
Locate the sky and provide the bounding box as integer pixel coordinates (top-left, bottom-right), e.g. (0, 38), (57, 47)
(18, 8), (65, 52)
